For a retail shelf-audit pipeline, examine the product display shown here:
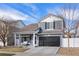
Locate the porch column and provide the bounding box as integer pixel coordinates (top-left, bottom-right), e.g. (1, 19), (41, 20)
(14, 33), (21, 46)
(19, 34), (21, 46)
(35, 35), (39, 46)
(32, 33), (36, 47)
(14, 33), (16, 46)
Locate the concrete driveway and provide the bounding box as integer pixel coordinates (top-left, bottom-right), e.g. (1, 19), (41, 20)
(15, 47), (59, 56)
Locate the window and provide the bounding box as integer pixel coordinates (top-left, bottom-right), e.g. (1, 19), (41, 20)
(44, 21), (63, 30)
(47, 22), (50, 29)
(45, 22), (50, 29)
(45, 22), (53, 29)
(55, 21), (62, 29)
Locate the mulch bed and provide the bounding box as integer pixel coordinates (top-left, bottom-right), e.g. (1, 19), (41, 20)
(58, 48), (79, 56)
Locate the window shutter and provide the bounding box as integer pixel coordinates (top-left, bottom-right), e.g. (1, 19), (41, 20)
(53, 21), (55, 29)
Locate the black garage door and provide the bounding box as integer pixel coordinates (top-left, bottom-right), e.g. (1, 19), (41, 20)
(39, 36), (60, 46)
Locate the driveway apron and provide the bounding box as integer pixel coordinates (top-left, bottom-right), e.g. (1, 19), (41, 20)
(15, 47), (59, 56)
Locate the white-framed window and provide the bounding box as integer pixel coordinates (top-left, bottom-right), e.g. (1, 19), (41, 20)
(44, 21), (63, 30)
(45, 22), (49, 29)
(45, 22), (54, 29)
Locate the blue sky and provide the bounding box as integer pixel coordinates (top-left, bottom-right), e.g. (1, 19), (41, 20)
(0, 3), (79, 25)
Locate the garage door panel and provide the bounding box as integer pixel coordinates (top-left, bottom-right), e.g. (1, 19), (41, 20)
(39, 36), (60, 46)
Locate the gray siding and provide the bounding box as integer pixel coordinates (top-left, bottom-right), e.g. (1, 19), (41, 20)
(39, 20), (63, 31)
(39, 22), (45, 31)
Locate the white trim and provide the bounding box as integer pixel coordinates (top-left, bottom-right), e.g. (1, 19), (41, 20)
(32, 33), (36, 47)
(19, 34), (21, 46)
(60, 35), (63, 47)
(35, 35), (39, 46)
(14, 33), (21, 46)
(39, 34), (62, 37)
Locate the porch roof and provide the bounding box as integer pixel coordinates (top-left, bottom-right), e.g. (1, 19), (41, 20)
(16, 31), (36, 34)
(17, 23), (38, 31)
(38, 30), (63, 35)
(15, 23), (38, 34)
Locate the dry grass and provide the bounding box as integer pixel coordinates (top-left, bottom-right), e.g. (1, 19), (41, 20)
(0, 47), (29, 52)
(0, 53), (15, 56)
(58, 48), (79, 56)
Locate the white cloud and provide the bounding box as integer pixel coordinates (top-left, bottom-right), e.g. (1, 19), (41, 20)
(0, 5), (30, 20)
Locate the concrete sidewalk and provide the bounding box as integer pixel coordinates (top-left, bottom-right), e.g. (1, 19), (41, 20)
(15, 47), (59, 56)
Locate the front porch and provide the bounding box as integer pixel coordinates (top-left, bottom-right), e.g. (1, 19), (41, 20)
(14, 32), (39, 47)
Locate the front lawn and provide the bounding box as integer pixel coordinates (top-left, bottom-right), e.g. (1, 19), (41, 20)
(58, 48), (79, 56)
(0, 53), (15, 56)
(0, 47), (29, 52)
(0, 47), (29, 56)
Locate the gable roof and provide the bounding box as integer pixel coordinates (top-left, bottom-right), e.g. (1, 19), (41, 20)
(18, 23), (38, 32)
(38, 14), (64, 23)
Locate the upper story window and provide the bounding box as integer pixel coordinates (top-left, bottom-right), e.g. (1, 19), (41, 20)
(45, 22), (53, 29)
(44, 21), (63, 30)
(55, 21), (63, 29)
(45, 22), (50, 29)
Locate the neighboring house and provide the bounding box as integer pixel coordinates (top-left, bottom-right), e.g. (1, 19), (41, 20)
(0, 20), (25, 46)
(14, 14), (65, 47)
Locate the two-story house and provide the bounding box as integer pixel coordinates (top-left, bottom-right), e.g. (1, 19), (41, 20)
(14, 14), (65, 47)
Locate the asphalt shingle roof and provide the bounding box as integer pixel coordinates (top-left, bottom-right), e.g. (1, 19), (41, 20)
(18, 23), (38, 32)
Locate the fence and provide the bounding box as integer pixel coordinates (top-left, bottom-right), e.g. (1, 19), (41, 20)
(61, 38), (79, 47)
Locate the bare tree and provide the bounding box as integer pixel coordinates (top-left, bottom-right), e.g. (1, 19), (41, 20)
(0, 17), (11, 47)
(61, 4), (79, 47)
(53, 4), (79, 47)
